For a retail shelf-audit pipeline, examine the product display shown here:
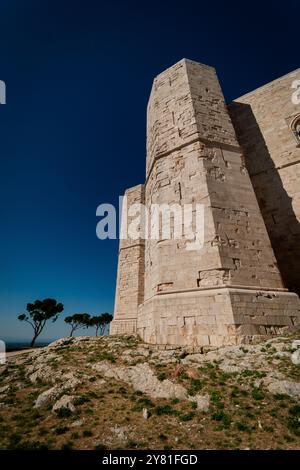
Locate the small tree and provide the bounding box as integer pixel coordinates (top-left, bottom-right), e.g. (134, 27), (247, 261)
(89, 313), (113, 336)
(64, 313), (90, 337)
(18, 298), (64, 348)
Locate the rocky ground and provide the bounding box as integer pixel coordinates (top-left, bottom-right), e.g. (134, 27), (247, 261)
(0, 332), (299, 450)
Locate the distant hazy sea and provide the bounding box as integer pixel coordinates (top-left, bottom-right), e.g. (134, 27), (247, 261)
(4, 341), (52, 352)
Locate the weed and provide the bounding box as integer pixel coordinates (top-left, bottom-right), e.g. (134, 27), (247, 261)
(132, 397), (154, 412)
(187, 379), (203, 396)
(154, 405), (174, 416)
(274, 393), (289, 401)
(251, 388), (265, 400)
(265, 426), (274, 433)
(179, 412), (195, 422)
(54, 426), (69, 435)
(287, 416), (300, 436)
(171, 398), (180, 405)
(241, 369), (265, 378)
(235, 421), (251, 433)
(212, 411), (231, 428)
(61, 441), (73, 450)
(157, 372), (167, 381)
(56, 407), (73, 418)
(74, 395), (90, 406)
(95, 443), (107, 450)
(97, 352), (116, 363)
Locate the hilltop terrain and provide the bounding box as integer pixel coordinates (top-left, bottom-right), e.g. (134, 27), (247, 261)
(0, 333), (299, 450)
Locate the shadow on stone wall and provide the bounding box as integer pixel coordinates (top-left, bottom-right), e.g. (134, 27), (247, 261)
(229, 102), (300, 296)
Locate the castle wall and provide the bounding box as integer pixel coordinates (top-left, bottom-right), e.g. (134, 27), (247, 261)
(111, 59), (300, 347)
(136, 59), (300, 347)
(229, 70), (300, 295)
(110, 184), (145, 335)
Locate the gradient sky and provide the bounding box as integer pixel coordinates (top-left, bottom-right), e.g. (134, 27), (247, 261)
(0, 0), (299, 342)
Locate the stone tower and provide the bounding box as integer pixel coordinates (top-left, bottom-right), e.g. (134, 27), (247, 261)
(110, 59), (300, 347)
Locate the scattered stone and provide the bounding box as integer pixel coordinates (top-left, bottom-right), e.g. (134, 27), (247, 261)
(151, 350), (177, 364)
(92, 361), (112, 375)
(34, 386), (61, 408)
(274, 352), (290, 358)
(189, 394), (210, 412)
(181, 353), (206, 365)
(62, 372), (81, 390)
(34, 371), (80, 408)
(218, 361), (242, 373)
(70, 418), (85, 427)
(35, 352), (60, 364)
(272, 342), (288, 352)
(29, 365), (62, 384)
(291, 349), (300, 365)
(93, 362), (187, 400)
(0, 366), (7, 376)
(2, 332), (300, 451)
(266, 379), (300, 397)
(52, 395), (75, 414)
(292, 340), (300, 350)
(94, 379), (106, 386)
(110, 426), (128, 443)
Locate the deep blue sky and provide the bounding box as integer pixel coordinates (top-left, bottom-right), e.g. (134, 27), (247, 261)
(0, 0), (298, 342)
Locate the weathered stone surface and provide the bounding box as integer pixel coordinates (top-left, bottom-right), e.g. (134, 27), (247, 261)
(93, 361), (187, 400)
(34, 386), (61, 408)
(70, 418), (85, 427)
(291, 349), (300, 365)
(229, 69), (300, 297)
(265, 378), (300, 397)
(189, 394), (210, 411)
(52, 395), (75, 414)
(292, 340), (300, 349)
(34, 373), (80, 408)
(29, 365), (61, 384)
(110, 426), (128, 444)
(0, 385), (9, 394)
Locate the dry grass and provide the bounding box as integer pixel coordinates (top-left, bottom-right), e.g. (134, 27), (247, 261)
(0, 333), (299, 450)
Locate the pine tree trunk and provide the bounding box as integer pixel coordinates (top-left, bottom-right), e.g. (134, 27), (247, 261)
(30, 334), (38, 348)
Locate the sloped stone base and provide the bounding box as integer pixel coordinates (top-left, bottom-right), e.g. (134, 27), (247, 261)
(136, 288), (300, 347)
